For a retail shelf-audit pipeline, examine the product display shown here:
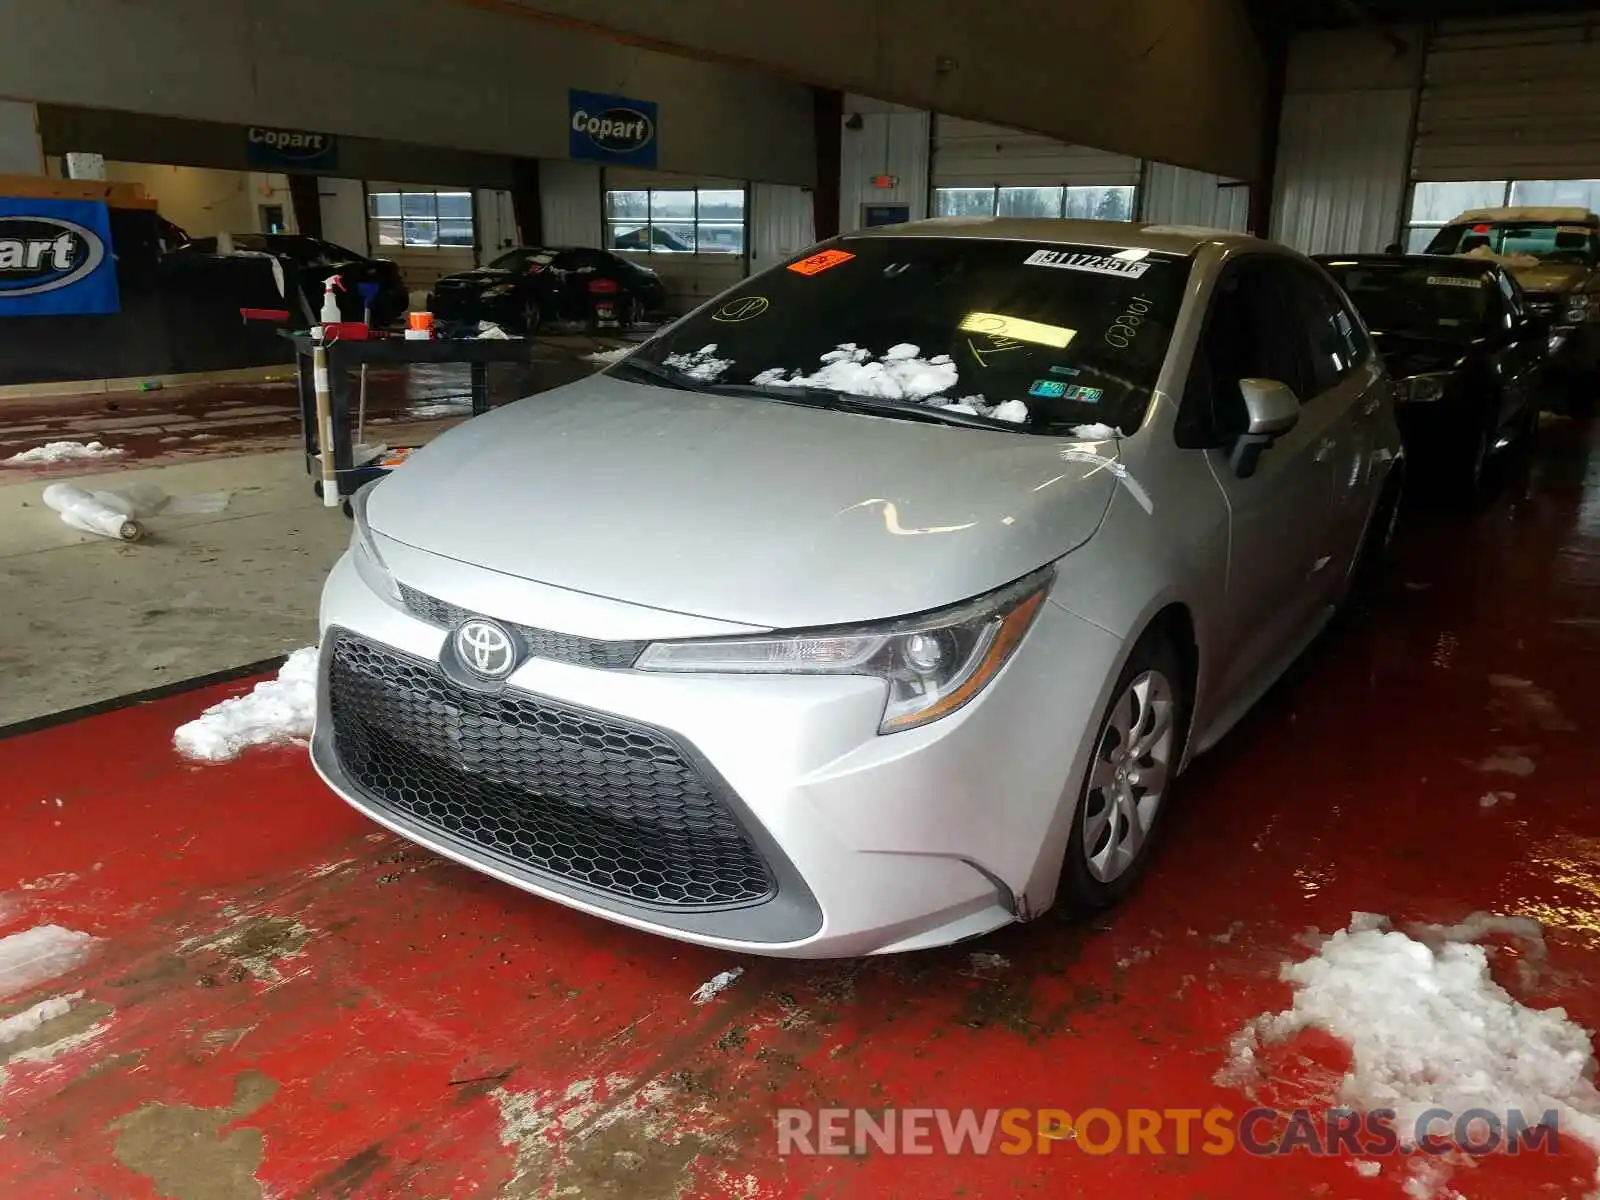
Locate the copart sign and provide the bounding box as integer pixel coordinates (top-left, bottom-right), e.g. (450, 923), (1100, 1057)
(569, 89), (658, 168)
(0, 197), (119, 316)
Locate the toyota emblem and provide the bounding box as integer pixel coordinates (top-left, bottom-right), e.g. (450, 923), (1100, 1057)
(455, 619), (517, 679)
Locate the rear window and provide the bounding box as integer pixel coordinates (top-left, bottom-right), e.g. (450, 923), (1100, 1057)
(1324, 263), (1492, 338)
(627, 237), (1193, 434)
(1426, 221), (1597, 265)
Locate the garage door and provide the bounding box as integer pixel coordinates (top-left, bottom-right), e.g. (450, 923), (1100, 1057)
(1415, 14), (1600, 181)
(931, 117), (1139, 220)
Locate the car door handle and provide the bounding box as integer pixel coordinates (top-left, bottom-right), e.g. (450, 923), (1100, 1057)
(1313, 437), (1336, 463)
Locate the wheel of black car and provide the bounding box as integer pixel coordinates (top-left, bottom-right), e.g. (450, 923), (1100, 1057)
(1455, 417), (1491, 498)
(521, 300), (545, 335)
(1059, 630), (1187, 912)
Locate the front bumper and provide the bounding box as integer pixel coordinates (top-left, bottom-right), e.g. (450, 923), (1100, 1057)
(311, 542), (1123, 957)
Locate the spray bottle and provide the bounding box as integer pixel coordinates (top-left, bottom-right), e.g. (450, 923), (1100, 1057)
(319, 274), (345, 325)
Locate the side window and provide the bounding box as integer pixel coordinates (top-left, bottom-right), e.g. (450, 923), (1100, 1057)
(1282, 265), (1363, 398)
(1177, 259), (1306, 447)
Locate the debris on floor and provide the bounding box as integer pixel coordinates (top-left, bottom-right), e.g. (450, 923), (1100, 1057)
(691, 968), (744, 1004)
(0, 926), (98, 999)
(172, 647), (319, 763)
(40, 484), (143, 541)
(1217, 912), (1600, 1196)
(3, 440), (126, 465)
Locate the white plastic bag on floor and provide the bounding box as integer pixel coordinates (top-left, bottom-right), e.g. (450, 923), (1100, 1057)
(40, 484), (143, 541)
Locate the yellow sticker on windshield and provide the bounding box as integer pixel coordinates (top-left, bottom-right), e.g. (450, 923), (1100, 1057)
(958, 312), (1076, 349)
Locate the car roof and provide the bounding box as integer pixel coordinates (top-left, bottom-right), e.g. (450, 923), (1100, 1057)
(1314, 253), (1496, 273)
(1446, 206), (1597, 225)
(841, 217), (1261, 256)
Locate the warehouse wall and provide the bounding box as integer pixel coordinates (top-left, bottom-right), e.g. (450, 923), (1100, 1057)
(1270, 28), (1423, 255)
(751, 183), (816, 270)
(492, 0), (1266, 179)
(934, 119), (1140, 188)
(1141, 164), (1250, 232)
(540, 160), (604, 248)
(319, 179), (370, 257)
(3, 0), (816, 187)
(0, 100), (43, 174)
(839, 98), (931, 233)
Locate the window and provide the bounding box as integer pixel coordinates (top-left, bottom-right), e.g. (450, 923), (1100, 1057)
(1286, 266), (1367, 395)
(605, 188), (746, 255)
(934, 185), (1136, 222)
(1404, 179), (1600, 252)
(367, 189), (475, 249)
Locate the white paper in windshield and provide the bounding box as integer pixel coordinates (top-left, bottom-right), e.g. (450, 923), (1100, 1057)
(1023, 249), (1152, 279)
(1427, 275), (1483, 288)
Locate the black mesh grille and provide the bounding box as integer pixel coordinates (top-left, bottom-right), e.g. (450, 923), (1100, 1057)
(326, 632), (776, 909)
(398, 584), (648, 670)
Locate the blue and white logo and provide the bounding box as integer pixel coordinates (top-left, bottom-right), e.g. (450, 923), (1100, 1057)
(0, 198), (119, 316)
(569, 89), (658, 168)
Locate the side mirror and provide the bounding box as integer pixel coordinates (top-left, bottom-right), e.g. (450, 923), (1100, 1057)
(1229, 378), (1300, 478)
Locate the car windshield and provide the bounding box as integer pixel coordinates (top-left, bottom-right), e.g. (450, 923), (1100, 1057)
(1426, 221), (1598, 266)
(1323, 263), (1492, 340)
(488, 248), (559, 272)
(621, 237), (1192, 434)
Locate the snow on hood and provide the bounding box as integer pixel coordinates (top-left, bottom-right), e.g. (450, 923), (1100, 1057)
(1459, 246), (1543, 270)
(367, 374), (1119, 628)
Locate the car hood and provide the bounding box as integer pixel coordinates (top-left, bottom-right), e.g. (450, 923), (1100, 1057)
(367, 376), (1118, 628)
(1504, 262), (1592, 294)
(1371, 330), (1469, 378)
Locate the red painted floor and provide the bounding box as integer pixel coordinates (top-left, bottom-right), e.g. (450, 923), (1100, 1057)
(2, 420), (1599, 1199)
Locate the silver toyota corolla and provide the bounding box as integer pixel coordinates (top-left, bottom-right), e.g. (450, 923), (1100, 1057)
(313, 218), (1403, 958)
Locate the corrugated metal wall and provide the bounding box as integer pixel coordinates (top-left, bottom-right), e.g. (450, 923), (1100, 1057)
(750, 182), (816, 272)
(1269, 28), (1423, 255)
(1141, 163), (1249, 231)
(839, 97), (930, 233)
(933, 117), (1140, 187)
(1271, 89), (1415, 254)
(539, 159), (601, 247)
(1416, 14), (1600, 181)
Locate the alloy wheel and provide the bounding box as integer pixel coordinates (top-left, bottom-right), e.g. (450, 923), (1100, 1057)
(1081, 669), (1176, 884)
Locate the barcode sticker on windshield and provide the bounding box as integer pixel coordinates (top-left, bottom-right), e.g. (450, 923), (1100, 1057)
(1024, 249), (1152, 279)
(1426, 275), (1482, 288)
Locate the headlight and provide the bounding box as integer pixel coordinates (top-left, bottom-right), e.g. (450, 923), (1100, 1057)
(1563, 294), (1597, 325)
(635, 567), (1054, 734)
(482, 284), (514, 299)
(349, 481), (400, 603)
(1401, 372), (1451, 403)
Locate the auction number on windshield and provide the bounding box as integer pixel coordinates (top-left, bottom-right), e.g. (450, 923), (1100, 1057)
(1105, 297), (1153, 349)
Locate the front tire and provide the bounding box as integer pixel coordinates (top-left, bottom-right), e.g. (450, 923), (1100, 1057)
(1059, 630), (1187, 912)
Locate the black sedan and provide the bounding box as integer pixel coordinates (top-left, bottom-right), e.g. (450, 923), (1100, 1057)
(1316, 253), (1545, 494)
(427, 247), (667, 333)
(175, 234), (409, 327)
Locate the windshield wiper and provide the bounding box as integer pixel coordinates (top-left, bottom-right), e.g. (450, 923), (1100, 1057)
(605, 357), (706, 393)
(702, 383), (1010, 430)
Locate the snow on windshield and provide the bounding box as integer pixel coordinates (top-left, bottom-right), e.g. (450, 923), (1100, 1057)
(753, 343), (960, 400)
(663, 344), (734, 381)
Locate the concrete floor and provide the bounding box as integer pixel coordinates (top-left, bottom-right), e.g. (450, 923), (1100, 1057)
(0, 341), (623, 727)
(0, 417), (1597, 1198)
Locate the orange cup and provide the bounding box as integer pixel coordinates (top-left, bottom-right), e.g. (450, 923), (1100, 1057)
(407, 311), (435, 332)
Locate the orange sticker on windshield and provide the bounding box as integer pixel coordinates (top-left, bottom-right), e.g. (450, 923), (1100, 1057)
(788, 249), (856, 276)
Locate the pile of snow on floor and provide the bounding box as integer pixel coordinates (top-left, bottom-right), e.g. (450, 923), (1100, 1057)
(0, 926), (97, 999)
(692, 967), (744, 1004)
(585, 345), (632, 364)
(1217, 912), (1600, 1190)
(4, 440), (126, 465)
(174, 647), (319, 763)
(754, 343), (959, 401)
(664, 344), (734, 381)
